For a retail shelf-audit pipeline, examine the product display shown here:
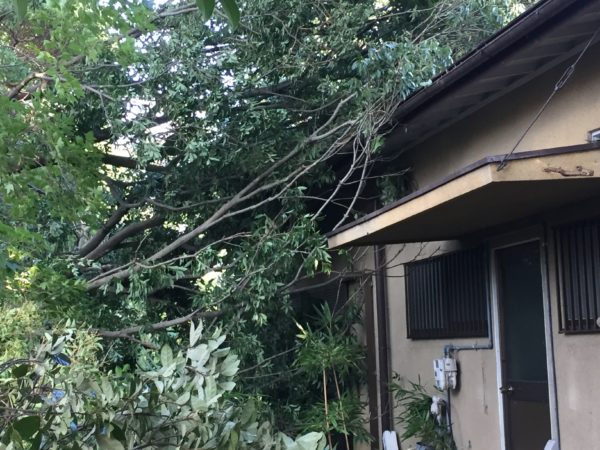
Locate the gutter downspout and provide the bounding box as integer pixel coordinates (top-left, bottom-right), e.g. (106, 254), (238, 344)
(542, 226), (561, 448)
(374, 244), (393, 434)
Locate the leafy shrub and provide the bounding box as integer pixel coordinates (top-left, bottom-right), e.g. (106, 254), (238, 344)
(0, 322), (325, 450)
(392, 379), (455, 450)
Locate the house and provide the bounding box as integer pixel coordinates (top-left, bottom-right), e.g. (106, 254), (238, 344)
(326, 0), (600, 449)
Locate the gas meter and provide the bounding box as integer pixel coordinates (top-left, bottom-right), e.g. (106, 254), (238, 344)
(433, 357), (458, 390)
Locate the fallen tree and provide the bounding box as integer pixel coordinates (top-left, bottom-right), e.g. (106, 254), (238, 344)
(0, 0), (532, 443)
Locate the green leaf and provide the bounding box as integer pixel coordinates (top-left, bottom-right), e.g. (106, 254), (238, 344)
(219, 381), (236, 391)
(10, 428), (23, 445)
(196, 0), (215, 21)
(160, 345), (173, 367)
(220, 0), (240, 29)
(12, 0), (28, 21)
(97, 435), (125, 450)
(187, 344), (209, 366)
(228, 428), (239, 450)
(29, 431), (42, 450)
(207, 335), (225, 351)
(190, 321), (203, 346)
(12, 416), (40, 440)
(11, 364), (30, 378)
(110, 424), (126, 443)
(176, 391), (190, 405)
(219, 353), (239, 377)
(239, 399), (255, 425)
(281, 434), (296, 449)
(296, 432), (324, 450)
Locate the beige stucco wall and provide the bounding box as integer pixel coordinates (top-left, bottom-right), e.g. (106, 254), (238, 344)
(379, 216), (600, 450)
(374, 44), (600, 450)
(404, 44), (600, 191)
(551, 332), (600, 449)
(383, 242), (501, 450)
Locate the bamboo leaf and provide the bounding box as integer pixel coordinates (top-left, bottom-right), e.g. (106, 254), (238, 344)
(12, 0), (28, 21)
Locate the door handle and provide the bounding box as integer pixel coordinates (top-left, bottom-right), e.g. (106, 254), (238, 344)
(499, 385), (515, 394)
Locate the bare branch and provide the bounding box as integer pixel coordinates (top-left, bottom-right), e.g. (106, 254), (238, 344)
(96, 309), (223, 340)
(78, 205), (130, 257)
(6, 73), (36, 100)
(237, 346), (300, 374)
(102, 154), (168, 173)
(84, 93), (360, 289)
(84, 214), (164, 261)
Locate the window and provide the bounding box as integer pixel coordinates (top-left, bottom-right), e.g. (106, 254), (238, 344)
(405, 247), (488, 339)
(554, 218), (600, 333)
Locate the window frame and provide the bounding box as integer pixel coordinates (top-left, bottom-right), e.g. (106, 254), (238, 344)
(554, 217), (600, 334)
(404, 246), (489, 340)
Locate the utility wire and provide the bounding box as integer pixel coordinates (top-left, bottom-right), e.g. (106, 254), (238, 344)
(497, 26), (600, 171)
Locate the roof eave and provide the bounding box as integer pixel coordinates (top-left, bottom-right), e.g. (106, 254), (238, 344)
(390, 0), (584, 124)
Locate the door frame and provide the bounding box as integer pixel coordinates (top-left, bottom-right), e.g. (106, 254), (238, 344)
(489, 228), (560, 449)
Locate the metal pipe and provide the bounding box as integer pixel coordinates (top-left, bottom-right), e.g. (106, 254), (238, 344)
(375, 244), (393, 432)
(446, 387), (453, 441)
(441, 250), (494, 443)
(444, 261), (494, 356)
(542, 227), (562, 447)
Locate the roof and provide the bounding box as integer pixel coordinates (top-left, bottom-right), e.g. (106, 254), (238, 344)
(327, 143), (600, 247)
(326, 0), (600, 247)
(383, 0), (600, 154)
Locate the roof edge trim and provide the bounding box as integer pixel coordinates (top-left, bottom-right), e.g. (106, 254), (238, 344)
(327, 142), (600, 240)
(391, 0), (586, 124)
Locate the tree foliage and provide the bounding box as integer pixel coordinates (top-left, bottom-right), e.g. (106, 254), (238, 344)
(0, 321), (326, 450)
(1, 0), (533, 444)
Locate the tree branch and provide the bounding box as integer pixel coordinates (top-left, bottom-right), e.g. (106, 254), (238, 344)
(7, 73), (37, 100)
(85, 94), (357, 289)
(84, 214), (164, 261)
(78, 205), (130, 257)
(102, 154), (168, 173)
(96, 309), (223, 340)
(5, 3), (202, 100)
(8, 153), (167, 175)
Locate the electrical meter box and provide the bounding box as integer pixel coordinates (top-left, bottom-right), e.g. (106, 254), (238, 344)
(433, 357), (458, 390)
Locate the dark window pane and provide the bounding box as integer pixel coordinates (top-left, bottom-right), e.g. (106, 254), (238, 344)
(497, 242), (547, 382)
(405, 247), (488, 339)
(554, 218), (600, 334)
